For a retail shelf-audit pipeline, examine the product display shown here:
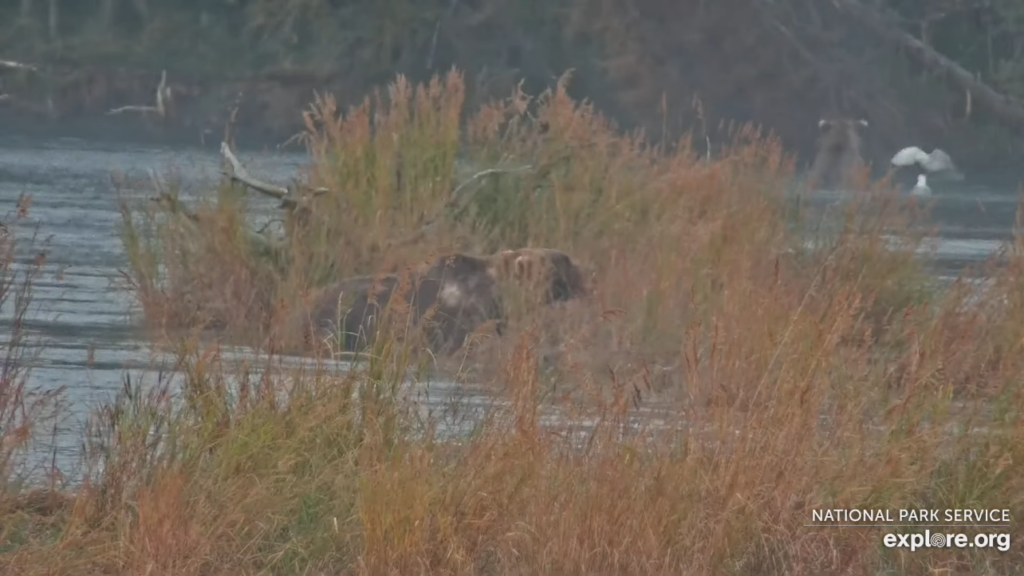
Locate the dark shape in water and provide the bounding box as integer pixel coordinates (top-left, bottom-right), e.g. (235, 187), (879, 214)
(808, 118), (869, 191)
(284, 248), (589, 356)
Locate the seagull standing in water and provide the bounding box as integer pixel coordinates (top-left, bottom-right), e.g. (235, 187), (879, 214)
(891, 146), (964, 180)
(910, 174), (931, 197)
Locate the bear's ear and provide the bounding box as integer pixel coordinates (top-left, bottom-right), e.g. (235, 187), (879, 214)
(856, 119), (869, 128)
(818, 119), (830, 130)
(514, 255), (529, 280)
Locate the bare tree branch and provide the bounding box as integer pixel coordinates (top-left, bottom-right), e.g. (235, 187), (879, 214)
(834, 0), (1024, 129)
(219, 141), (328, 210)
(220, 141), (290, 200)
(160, 136), (537, 262)
(107, 69), (171, 117)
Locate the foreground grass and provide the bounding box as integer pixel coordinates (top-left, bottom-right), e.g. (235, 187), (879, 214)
(1, 71), (1023, 574)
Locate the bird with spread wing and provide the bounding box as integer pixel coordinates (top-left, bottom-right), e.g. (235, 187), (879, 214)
(891, 146), (964, 180)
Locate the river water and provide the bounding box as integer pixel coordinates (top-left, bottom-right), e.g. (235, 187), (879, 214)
(0, 136), (1020, 479)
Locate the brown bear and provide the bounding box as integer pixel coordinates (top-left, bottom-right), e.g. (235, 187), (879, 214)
(280, 248), (589, 357)
(489, 248), (589, 306)
(807, 118), (869, 191)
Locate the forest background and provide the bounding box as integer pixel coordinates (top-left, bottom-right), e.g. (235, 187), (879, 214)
(2, 0), (1024, 173)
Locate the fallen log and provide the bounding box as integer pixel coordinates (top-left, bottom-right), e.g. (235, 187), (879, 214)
(834, 0), (1024, 129)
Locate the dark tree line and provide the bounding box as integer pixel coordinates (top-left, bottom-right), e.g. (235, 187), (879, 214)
(3, 0), (1024, 166)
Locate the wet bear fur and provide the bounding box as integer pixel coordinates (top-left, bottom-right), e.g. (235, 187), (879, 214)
(286, 248), (589, 356)
(807, 118), (869, 191)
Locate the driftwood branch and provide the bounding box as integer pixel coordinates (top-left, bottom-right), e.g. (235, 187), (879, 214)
(220, 141), (290, 200)
(107, 69), (171, 117)
(219, 141), (328, 210)
(223, 133), (534, 251)
(835, 0), (1024, 129)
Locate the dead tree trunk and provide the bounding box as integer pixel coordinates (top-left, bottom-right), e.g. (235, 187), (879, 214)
(19, 0), (32, 21)
(100, 0), (115, 32)
(47, 0), (58, 44)
(834, 0), (1024, 129)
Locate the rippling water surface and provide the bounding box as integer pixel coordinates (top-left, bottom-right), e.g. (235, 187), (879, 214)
(0, 136), (1020, 475)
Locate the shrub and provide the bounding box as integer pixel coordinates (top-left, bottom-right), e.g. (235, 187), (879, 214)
(2, 71), (1021, 574)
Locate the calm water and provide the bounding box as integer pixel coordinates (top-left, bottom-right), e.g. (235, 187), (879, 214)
(0, 136), (1020, 477)
(0, 137), (639, 478)
(804, 181), (1022, 279)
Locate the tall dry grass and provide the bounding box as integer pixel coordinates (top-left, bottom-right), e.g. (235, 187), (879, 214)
(0, 196), (68, 555)
(1, 70), (1022, 573)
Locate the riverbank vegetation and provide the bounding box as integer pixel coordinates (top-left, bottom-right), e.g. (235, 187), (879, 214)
(1, 71), (1023, 573)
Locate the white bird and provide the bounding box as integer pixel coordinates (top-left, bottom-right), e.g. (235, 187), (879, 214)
(910, 174), (931, 197)
(891, 146), (964, 180)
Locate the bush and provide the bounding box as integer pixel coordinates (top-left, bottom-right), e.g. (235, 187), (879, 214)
(2, 70), (1022, 574)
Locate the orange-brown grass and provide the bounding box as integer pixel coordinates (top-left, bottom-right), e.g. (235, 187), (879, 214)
(0, 198), (67, 561)
(3, 71), (1024, 574)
